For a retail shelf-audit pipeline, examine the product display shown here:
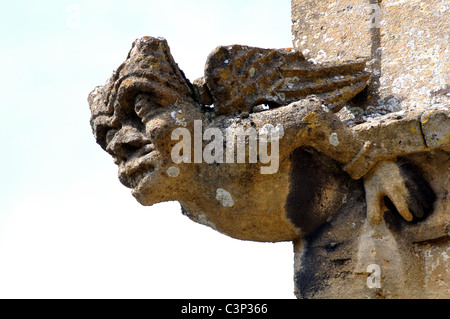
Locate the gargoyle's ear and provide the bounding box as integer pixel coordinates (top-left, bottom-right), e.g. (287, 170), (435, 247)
(285, 146), (352, 235)
(88, 85), (115, 150)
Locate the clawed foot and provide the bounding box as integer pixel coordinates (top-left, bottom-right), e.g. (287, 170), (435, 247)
(364, 160), (436, 225)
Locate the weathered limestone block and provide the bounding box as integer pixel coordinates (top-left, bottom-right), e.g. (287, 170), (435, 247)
(292, 0), (450, 111)
(380, 1), (449, 109)
(421, 107), (450, 148)
(291, 1), (373, 62)
(291, 0), (449, 299)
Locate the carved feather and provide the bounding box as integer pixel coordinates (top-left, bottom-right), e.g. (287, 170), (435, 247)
(199, 45), (369, 115)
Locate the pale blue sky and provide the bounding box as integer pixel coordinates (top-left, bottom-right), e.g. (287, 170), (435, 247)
(0, 0), (295, 298)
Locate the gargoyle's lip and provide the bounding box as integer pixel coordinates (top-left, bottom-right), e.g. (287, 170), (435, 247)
(119, 151), (159, 189)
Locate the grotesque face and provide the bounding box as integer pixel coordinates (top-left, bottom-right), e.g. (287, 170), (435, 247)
(107, 94), (202, 201)
(105, 94), (154, 190)
(89, 37), (203, 206)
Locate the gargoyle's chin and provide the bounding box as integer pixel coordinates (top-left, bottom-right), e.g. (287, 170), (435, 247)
(130, 170), (170, 206)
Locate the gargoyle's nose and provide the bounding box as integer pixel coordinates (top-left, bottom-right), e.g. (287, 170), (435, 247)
(106, 124), (151, 161)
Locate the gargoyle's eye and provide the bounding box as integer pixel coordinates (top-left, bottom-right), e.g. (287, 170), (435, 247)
(134, 93), (151, 118)
(105, 128), (118, 146)
(134, 93), (164, 122)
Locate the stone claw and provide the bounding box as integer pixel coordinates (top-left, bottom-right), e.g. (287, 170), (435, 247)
(364, 160), (436, 225)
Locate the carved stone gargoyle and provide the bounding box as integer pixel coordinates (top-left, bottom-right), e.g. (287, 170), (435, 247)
(89, 36), (449, 298)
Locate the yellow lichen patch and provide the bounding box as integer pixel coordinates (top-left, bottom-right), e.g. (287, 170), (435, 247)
(421, 111), (432, 124)
(121, 78), (132, 86)
(441, 132), (450, 144)
(302, 111), (321, 129)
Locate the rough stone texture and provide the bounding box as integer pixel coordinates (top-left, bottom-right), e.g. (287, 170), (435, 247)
(292, 0), (450, 113)
(294, 148), (449, 299)
(292, 1), (373, 61)
(291, 0), (449, 298)
(88, 4), (449, 297)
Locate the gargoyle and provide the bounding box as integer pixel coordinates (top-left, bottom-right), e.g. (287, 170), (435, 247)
(88, 36), (446, 243)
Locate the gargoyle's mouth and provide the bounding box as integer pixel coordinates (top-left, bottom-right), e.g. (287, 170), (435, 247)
(119, 150), (158, 189)
(121, 163), (156, 189)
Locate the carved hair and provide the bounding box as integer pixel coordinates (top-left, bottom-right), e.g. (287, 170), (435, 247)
(88, 37), (194, 150)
